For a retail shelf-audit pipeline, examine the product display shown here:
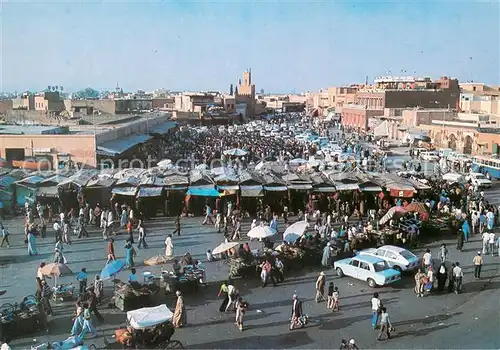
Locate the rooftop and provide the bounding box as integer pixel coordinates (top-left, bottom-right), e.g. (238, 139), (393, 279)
(0, 125), (67, 135)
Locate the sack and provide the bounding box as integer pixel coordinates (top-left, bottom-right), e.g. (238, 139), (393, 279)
(63, 256), (68, 264)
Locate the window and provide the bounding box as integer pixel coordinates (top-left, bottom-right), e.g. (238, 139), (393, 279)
(359, 262), (370, 271)
(373, 261), (390, 272)
(385, 251), (398, 260)
(376, 249), (387, 256)
(349, 260), (360, 267)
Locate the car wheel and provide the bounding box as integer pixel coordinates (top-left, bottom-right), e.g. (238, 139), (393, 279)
(367, 278), (377, 288)
(336, 267), (344, 277)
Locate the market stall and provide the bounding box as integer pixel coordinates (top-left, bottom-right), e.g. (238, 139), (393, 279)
(0, 295), (45, 342)
(162, 264), (204, 294)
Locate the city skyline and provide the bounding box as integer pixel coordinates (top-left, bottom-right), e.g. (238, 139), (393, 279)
(1, 1), (499, 93)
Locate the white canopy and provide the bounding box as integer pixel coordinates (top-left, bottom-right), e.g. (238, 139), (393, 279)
(374, 120), (389, 138)
(212, 242), (239, 255)
(127, 304), (173, 329)
(247, 225), (276, 239)
(283, 221), (309, 243)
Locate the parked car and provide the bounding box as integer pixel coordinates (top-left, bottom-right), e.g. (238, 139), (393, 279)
(442, 172), (465, 184)
(466, 172), (492, 188)
(420, 151), (440, 161)
(333, 255), (401, 288)
(358, 245), (420, 272)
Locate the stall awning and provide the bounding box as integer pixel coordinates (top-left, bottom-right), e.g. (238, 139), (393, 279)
(263, 186), (288, 192)
(187, 185), (220, 197)
(165, 186), (188, 191)
(361, 186), (383, 192)
(240, 185), (264, 197)
(288, 184), (313, 190)
(97, 134), (152, 156)
(137, 187), (163, 198)
(217, 185), (240, 191)
(335, 183), (360, 191)
(111, 187), (137, 196)
(150, 121), (177, 135)
(36, 186), (59, 198)
(313, 187), (337, 193)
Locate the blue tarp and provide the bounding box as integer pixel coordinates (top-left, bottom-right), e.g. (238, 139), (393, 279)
(150, 121), (177, 135)
(137, 187), (163, 198)
(97, 134), (152, 156)
(0, 176), (16, 188)
(15, 176), (45, 186)
(187, 186), (220, 197)
(111, 187), (137, 196)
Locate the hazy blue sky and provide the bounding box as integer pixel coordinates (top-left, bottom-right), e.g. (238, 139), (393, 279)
(1, 0), (499, 93)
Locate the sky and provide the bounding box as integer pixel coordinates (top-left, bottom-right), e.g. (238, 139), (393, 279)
(1, 0), (499, 93)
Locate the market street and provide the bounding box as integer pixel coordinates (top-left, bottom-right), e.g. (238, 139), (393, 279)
(3, 213), (500, 349)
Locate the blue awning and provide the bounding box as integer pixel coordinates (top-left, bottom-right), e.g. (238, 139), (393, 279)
(150, 121), (177, 135)
(187, 185), (220, 197)
(111, 187), (137, 196)
(137, 187), (163, 198)
(264, 186), (288, 191)
(97, 134), (152, 156)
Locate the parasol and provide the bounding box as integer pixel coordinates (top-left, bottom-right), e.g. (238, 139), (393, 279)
(223, 148), (248, 156)
(40, 263), (73, 277)
(283, 221), (309, 243)
(405, 202), (428, 214)
(157, 159), (172, 168)
(379, 206), (407, 225)
(289, 158), (308, 165)
(144, 254), (171, 266)
(212, 242), (239, 255)
(100, 259), (126, 280)
(247, 225), (276, 239)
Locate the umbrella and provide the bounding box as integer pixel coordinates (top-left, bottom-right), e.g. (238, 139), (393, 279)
(157, 159), (172, 168)
(247, 225), (276, 239)
(405, 202), (428, 214)
(212, 242), (239, 255)
(144, 254), (171, 266)
(100, 259), (126, 280)
(40, 263), (73, 277)
(379, 206), (407, 225)
(283, 221), (309, 243)
(0, 158), (7, 167)
(289, 158), (308, 165)
(224, 148), (248, 156)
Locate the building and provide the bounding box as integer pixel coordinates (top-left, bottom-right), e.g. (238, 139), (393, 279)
(174, 92), (217, 115)
(459, 83), (500, 116)
(0, 100), (13, 114)
(356, 76), (460, 110)
(235, 70), (256, 119)
(341, 105), (384, 130)
(327, 86), (358, 113)
(33, 92), (65, 112)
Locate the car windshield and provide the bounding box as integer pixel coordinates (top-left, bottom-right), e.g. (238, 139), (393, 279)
(399, 250), (415, 260)
(475, 174), (485, 179)
(373, 261), (390, 272)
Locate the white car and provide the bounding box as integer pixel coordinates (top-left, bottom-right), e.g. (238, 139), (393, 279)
(442, 172), (465, 184)
(358, 245), (420, 272)
(466, 173), (492, 188)
(334, 255), (401, 288)
(420, 151), (440, 161)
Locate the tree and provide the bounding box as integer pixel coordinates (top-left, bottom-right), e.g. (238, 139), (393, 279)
(229, 84), (233, 95)
(60, 86), (64, 92)
(73, 87), (100, 100)
(260, 88), (265, 95)
(47, 85), (52, 92)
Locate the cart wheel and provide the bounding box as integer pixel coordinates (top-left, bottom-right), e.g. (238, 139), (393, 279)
(157, 340), (184, 349)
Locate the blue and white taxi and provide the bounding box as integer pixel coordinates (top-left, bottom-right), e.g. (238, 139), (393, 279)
(358, 245), (420, 272)
(334, 255), (401, 288)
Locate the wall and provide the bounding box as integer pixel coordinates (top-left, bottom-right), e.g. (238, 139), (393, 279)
(0, 134), (97, 167)
(476, 131), (500, 154)
(152, 97), (174, 109)
(341, 107), (384, 130)
(385, 90), (459, 109)
(402, 109), (455, 126)
(0, 100), (13, 114)
(66, 99), (117, 114)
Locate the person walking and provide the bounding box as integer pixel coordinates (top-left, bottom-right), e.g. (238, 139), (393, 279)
(482, 230), (490, 254)
(473, 252), (483, 279)
(327, 282), (334, 310)
(137, 221), (148, 249)
(315, 271), (326, 302)
(124, 241), (136, 268)
(447, 263), (456, 293)
(0, 224), (10, 248)
(436, 263), (448, 292)
(106, 238), (116, 264)
(414, 268), (426, 297)
(173, 215), (181, 236)
(202, 204), (214, 225)
(165, 234), (174, 259)
(377, 307), (393, 341)
(488, 231), (496, 255)
(422, 249), (432, 271)
(172, 291), (187, 328)
(87, 289), (104, 323)
(235, 297), (248, 331)
(438, 243), (448, 263)
(456, 230), (464, 252)
(332, 286), (340, 311)
(93, 275), (103, 305)
(290, 294), (304, 330)
(453, 262), (463, 294)
(76, 268), (88, 296)
(371, 292), (381, 329)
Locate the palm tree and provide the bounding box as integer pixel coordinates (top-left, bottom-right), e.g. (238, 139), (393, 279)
(47, 85), (52, 92)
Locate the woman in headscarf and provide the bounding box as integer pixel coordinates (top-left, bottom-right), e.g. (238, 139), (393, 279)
(436, 263), (448, 292)
(120, 207), (127, 228)
(456, 229), (464, 252)
(172, 291), (187, 328)
(93, 275), (103, 305)
(315, 271), (326, 302)
(164, 234), (174, 258)
(414, 268), (426, 298)
(321, 243), (331, 268)
(124, 241), (136, 268)
(27, 228), (38, 256)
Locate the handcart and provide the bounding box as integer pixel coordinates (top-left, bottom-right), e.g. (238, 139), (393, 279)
(53, 283), (75, 302)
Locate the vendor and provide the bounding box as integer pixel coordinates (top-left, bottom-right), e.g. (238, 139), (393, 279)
(128, 268), (140, 288)
(181, 253), (193, 266)
(172, 259), (182, 277)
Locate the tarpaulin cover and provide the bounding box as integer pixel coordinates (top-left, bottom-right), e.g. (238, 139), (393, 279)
(287, 184), (313, 190)
(313, 187), (337, 193)
(150, 121), (177, 135)
(263, 186), (288, 192)
(334, 183), (359, 191)
(97, 134), (152, 156)
(137, 187), (163, 198)
(111, 187), (137, 196)
(187, 186), (220, 197)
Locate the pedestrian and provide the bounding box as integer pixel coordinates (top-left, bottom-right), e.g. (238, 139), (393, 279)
(126, 220), (134, 244)
(322, 243), (332, 268)
(124, 241), (136, 268)
(172, 291), (187, 328)
(202, 204), (214, 225)
(70, 306), (84, 336)
(425, 266), (434, 293)
(438, 243), (448, 263)
(482, 230), (489, 254)
(218, 280), (229, 312)
(472, 251), (483, 279)
(436, 263), (447, 292)
(377, 307), (393, 341)
(0, 224), (10, 248)
(274, 257), (285, 282)
(215, 212), (222, 232)
(173, 215), (181, 236)
(456, 230), (464, 251)
(137, 220), (148, 248)
(332, 286), (340, 311)
(80, 307), (97, 338)
(232, 218), (241, 240)
(165, 234), (174, 258)
(87, 289), (104, 323)
(290, 294), (304, 330)
(452, 262), (463, 294)
(447, 263), (456, 293)
(371, 292), (381, 329)
(315, 271), (326, 302)
(327, 282), (334, 309)
(421, 248), (432, 271)
(349, 339), (359, 350)
(76, 268), (88, 296)
(40, 280), (53, 315)
(106, 238), (116, 264)
(488, 231), (496, 255)
(235, 297), (248, 331)
(27, 229), (38, 256)
(93, 275), (103, 305)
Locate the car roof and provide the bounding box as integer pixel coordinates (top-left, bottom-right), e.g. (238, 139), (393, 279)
(378, 245), (406, 253)
(352, 255), (385, 264)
